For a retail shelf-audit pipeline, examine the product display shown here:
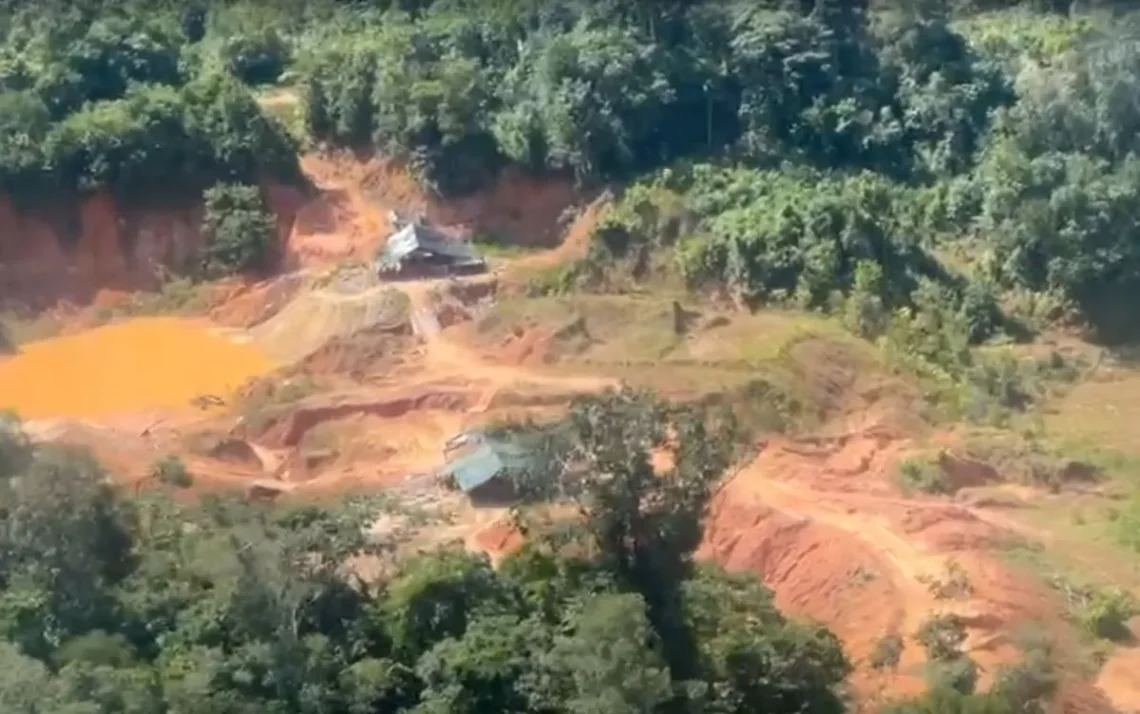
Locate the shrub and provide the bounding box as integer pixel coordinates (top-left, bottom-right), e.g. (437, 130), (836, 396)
(1076, 587), (1136, 642)
(925, 559), (975, 600)
(897, 453), (952, 495)
(991, 627), (1058, 714)
(0, 322), (12, 355)
(150, 455), (193, 489)
(220, 28), (289, 85)
(0, 412), (33, 480)
(843, 260), (890, 339)
(870, 633), (905, 671)
(916, 613), (979, 695)
(916, 613), (969, 662)
(200, 183), (276, 277)
(181, 7), (207, 43)
(1051, 576), (1137, 642)
(926, 656), (980, 696)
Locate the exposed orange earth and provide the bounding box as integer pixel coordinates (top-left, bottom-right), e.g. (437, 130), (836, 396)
(0, 316), (274, 419)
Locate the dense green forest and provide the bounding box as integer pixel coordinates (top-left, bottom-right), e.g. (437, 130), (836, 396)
(5, 0), (1140, 339)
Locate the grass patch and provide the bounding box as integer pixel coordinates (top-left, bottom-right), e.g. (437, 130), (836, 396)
(997, 537), (1137, 666)
(698, 375), (811, 437)
(1045, 372), (1140, 462)
(676, 309), (858, 366)
(0, 309), (63, 347)
(1113, 495), (1140, 555)
(522, 259), (592, 297)
(90, 277), (212, 325)
(959, 428), (1100, 493)
(473, 239), (542, 261)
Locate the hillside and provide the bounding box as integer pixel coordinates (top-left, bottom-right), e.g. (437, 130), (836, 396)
(3, 1), (1140, 713)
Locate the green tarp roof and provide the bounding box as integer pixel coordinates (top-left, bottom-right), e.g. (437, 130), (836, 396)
(438, 438), (532, 493)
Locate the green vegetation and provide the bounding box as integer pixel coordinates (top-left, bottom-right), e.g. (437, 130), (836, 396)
(0, 321), (12, 354)
(870, 633), (905, 671)
(897, 452), (952, 495)
(0, 389), (862, 714)
(150, 454), (193, 488)
(1050, 575), (1137, 642)
(200, 182), (277, 277)
(2, 0), (1140, 338)
(0, 12), (299, 203)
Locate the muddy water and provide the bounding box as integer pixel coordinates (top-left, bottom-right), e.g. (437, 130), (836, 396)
(0, 317), (275, 419)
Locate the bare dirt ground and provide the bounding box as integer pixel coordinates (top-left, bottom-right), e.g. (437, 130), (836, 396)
(3, 152), (1136, 713)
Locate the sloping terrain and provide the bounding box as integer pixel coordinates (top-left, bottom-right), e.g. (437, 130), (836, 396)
(2, 151), (1137, 713)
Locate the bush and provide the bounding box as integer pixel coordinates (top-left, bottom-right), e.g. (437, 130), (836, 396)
(897, 453), (952, 495)
(843, 260), (890, 338)
(991, 627), (1058, 714)
(1051, 576), (1137, 642)
(150, 455), (192, 488)
(220, 28), (289, 85)
(0, 322), (12, 355)
(0, 413), (32, 480)
(916, 613), (979, 695)
(200, 183), (276, 277)
(927, 656), (981, 696)
(1076, 587), (1136, 642)
(870, 632), (905, 671)
(916, 613), (969, 662)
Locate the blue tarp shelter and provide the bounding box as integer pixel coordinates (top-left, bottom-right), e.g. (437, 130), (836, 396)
(437, 431), (532, 502)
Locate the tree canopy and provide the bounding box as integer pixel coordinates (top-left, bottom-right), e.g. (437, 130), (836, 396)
(0, 390), (859, 714)
(2, 0), (1140, 331)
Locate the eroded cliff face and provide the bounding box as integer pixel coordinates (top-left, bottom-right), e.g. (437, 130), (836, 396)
(0, 192), (199, 307)
(0, 153), (578, 308)
(0, 186), (304, 308)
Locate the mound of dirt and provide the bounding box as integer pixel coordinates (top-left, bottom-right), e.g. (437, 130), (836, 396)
(469, 519), (525, 565)
(204, 437), (262, 469)
(253, 387), (474, 449)
(493, 316), (594, 367)
(210, 272), (306, 328)
(250, 283), (410, 364)
(699, 493), (926, 698)
(290, 323), (415, 377)
(938, 451), (1002, 491)
(784, 337), (922, 433)
(1097, 647), (1140, 713)
(752, 431), (910, 494)
(286, 186), (389, 268)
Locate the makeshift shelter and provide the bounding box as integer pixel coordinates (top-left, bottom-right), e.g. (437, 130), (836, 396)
(437, 430), (532, 504)
(375, 222), (486, 278)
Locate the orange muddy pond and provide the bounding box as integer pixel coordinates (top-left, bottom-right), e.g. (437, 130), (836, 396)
(0, 317), (275, 419)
